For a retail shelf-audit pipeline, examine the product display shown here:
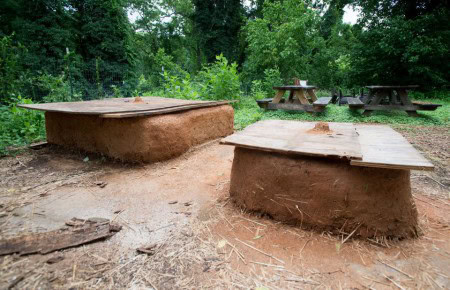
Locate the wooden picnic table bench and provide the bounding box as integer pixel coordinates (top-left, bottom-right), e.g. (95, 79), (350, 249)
(348, 85), (442, 116)
(256, 85), (331, 113)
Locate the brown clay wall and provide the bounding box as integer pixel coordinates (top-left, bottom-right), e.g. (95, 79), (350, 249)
(230, 147), (419, 238)
(45, 105), (234, 162)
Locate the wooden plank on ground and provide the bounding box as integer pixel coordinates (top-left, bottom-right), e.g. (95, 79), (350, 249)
(221, 120), (362, 160)
(18, 97), (229, 115)
(350, 125), (434, 171)
(0, 218), (121, 256)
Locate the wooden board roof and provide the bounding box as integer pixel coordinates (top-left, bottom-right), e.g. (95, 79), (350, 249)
(221, 120), (363, 160)
(221, 120), (434, 171)
(18, 97), (232, 117)
(351, 125), (434, 171)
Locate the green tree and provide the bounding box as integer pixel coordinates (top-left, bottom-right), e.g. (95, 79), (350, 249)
(0, 35), (28, 104)
(191, 0), (245, 64)
(244, 0), (322, 83)
(0, 0), (75, 75)
(349, 0), (450, 89)
(319, 0), (351, 39)
(69, 0), (136, 98)
(130, 0), (197, 77)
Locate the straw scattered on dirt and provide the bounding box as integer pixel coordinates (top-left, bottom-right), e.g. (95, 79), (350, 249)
(0, 125), (449, 289)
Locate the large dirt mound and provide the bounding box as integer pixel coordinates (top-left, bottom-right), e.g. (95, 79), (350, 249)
(45, 105), (234, 163)
(230, 147), (419, 238)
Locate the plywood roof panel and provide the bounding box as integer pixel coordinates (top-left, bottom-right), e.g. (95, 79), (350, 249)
(221, 120), (434, 171)
(351, 125), (434, 170)
(221, 120), (363, 160)
(18, 97), (228, 116)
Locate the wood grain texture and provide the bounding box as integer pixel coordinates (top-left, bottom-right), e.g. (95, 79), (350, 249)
(18, 97), (232, 116)
(0, 218), (121, 256)
(100, 101), (234, 118)
(351, 125), (434, 170)
(221, 120), (362, 160)
(222, 121), (434, 171)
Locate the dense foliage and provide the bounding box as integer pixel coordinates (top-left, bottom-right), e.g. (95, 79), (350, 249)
(0, 0), (448, 153)
(350, 0), (450, 90)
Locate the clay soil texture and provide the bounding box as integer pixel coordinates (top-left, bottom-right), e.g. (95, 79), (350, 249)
(0, 124), (449, 289)
(45, 105), (234, 163)
(230, 147), (418, 238)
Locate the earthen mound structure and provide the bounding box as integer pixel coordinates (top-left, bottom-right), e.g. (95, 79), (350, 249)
(45, 105), (234, 163)
(230, 147), (419, 238)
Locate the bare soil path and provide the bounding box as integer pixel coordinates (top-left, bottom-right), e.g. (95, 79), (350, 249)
(0, 125), (449, 289)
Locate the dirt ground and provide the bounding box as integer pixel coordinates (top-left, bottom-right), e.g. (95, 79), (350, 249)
(0, 125), (449, 289)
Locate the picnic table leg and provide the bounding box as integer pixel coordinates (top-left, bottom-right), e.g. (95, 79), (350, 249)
(272, 90), (285, 104)
(294, 89), (310, 105)
(362, 90), (385, 116)
(397, 89), (419, 116)
(389, 90), (398, 105)
(287, 90), (294, 103)
(306, 89), (318, 102)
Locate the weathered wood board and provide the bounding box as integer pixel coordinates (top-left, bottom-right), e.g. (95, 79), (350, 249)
(351, 125), (434, 170)
(221, 120), (434, 171)
(221, 120), (363, 160)
(18, 97), (231, 116)
(101, 100), (234, 118)
(0, 218), (121, 256)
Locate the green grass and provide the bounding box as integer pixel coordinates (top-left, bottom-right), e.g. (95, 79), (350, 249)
(234, 97), (449, 130)
(1, 93), (447, 156)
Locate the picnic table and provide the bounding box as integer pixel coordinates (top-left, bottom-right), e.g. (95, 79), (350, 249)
(256, 85), (331, 113)
(348, 85), (442, 116)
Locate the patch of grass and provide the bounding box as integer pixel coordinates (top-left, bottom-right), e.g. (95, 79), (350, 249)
(234, 97), (449, 130)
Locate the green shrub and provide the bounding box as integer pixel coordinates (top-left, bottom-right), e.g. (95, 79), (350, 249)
(250, 80), (267, 100)
(38, 73), (82, 103)
(0, 96), (46, 155)
(196, 54), (241, 101)
(261, 67), (283, 97)
(162, 54), (242, 103)
(163, 72), (200, 100)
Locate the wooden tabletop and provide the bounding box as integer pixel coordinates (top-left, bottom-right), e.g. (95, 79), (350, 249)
(221, 120), (434, 171)
(365, 85), (419, 90)
(273, 85), (317, 90)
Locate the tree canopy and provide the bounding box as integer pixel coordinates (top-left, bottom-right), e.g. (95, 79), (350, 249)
(0, 0), (448, 102)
